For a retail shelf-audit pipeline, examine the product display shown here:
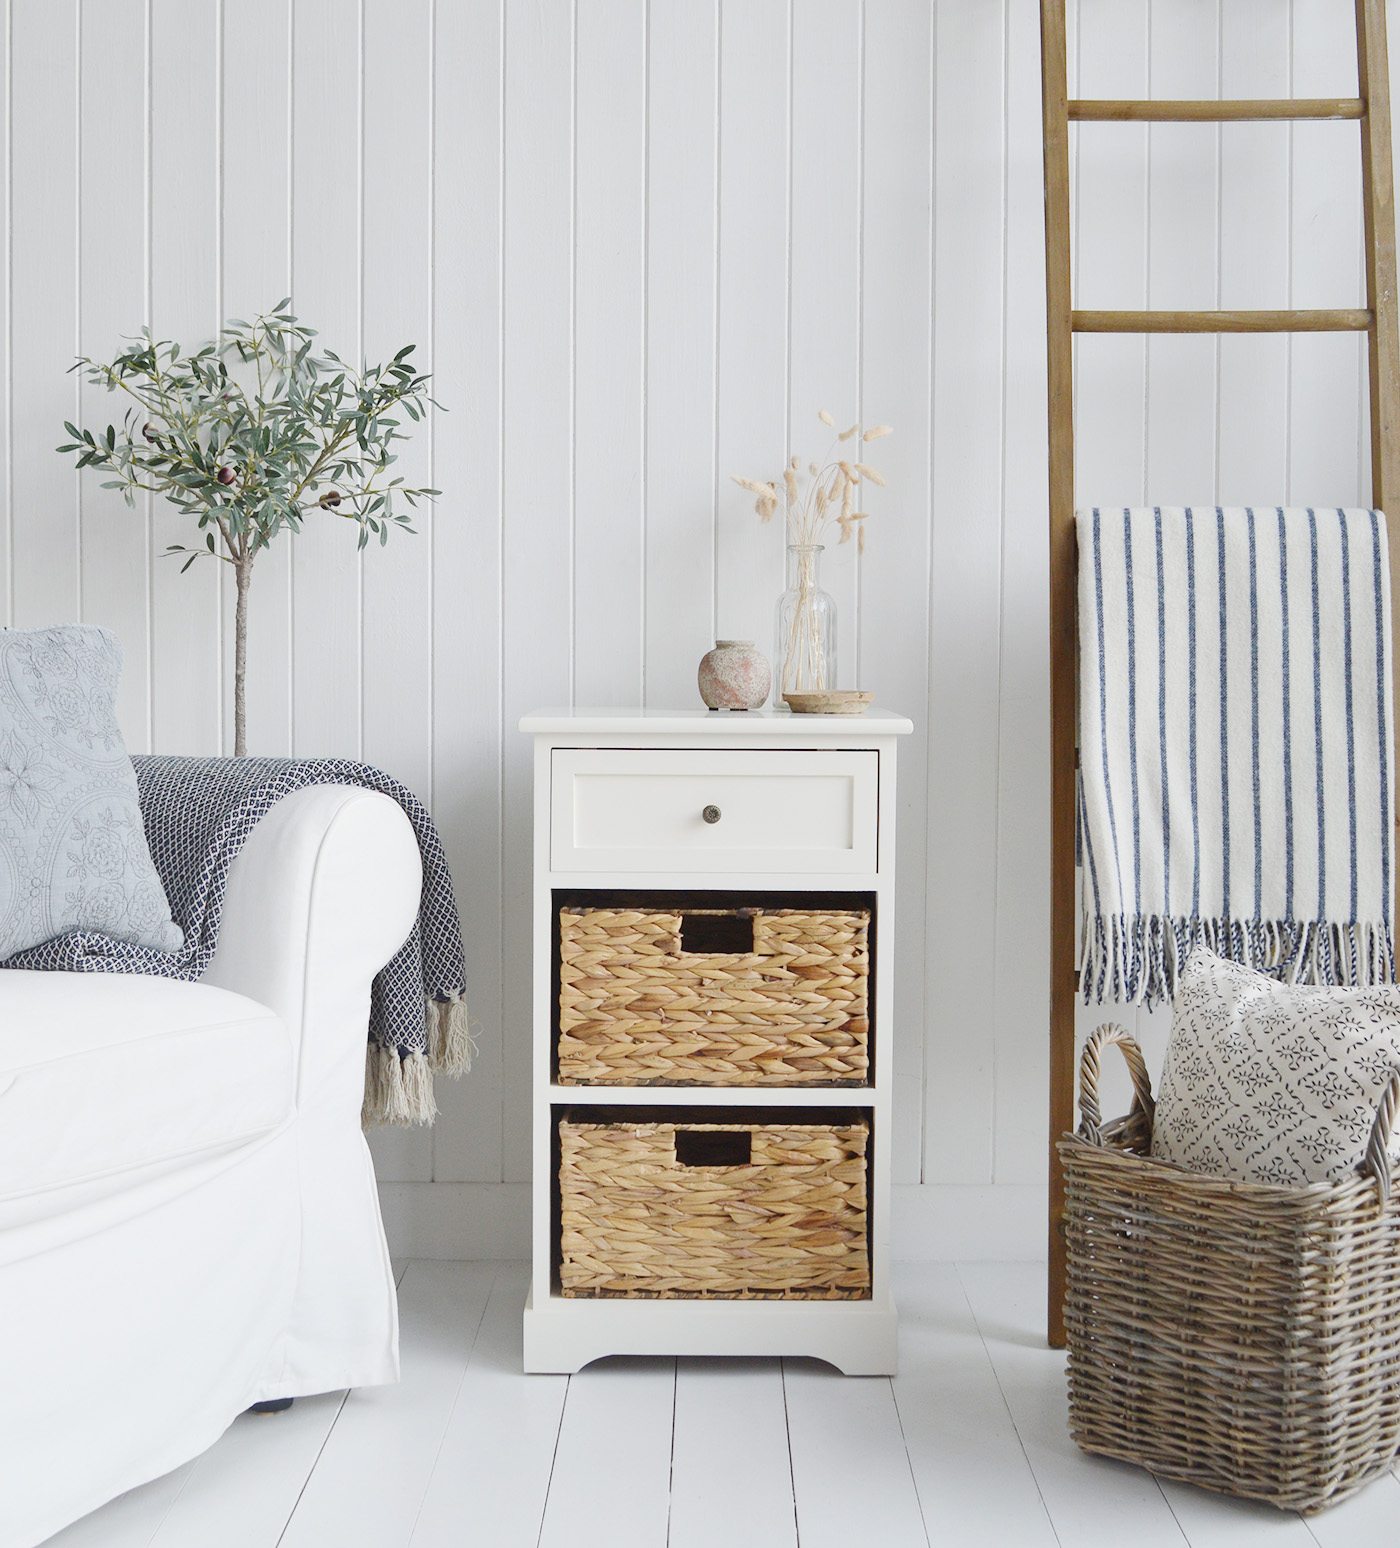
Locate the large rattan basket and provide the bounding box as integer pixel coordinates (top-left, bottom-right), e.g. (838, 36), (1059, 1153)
(1060, 1023), (1400, 1515)
(557, 1110), (871, 1298)
(556, 904), (870, 1085)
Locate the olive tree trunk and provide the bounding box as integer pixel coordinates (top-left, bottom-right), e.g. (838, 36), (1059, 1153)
(233, 557), (252, 757)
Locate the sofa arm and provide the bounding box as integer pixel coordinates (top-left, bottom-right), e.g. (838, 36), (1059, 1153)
(200, 784), (422, 1109)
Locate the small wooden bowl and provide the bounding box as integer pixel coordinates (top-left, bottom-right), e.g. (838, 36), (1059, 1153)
(782, 690), (874, 715)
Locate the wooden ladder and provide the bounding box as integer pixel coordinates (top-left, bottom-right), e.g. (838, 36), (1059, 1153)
(1041, 0), (1400, 1347)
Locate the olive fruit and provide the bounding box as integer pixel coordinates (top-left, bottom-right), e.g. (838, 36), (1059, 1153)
(216, 465), (237, 486)
(318, 489), (342, 509)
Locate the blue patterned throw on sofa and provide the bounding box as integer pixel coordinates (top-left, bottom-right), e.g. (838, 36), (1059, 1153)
(0, 625), (182, 960)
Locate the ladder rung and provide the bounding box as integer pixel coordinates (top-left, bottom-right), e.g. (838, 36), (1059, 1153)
(1069, 97), (1365, 122)
(1073, 308), (1372, 334)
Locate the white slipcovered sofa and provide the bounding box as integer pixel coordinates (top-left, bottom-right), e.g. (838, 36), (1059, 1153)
(0, 783), (422, 1548)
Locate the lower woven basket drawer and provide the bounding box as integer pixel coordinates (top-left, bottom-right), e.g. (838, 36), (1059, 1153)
(557, 1108), (872, 1299)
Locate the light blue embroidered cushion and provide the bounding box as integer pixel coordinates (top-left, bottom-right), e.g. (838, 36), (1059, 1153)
(0, 625), (182, 959)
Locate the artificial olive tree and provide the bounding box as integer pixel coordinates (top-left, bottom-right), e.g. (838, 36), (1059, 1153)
(59, 302), (437, 754)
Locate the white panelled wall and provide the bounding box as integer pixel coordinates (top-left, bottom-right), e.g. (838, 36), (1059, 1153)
(1, 0), (1393, 1260)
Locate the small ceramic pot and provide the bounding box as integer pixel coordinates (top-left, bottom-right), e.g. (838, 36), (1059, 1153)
(697, 639), (771, 710)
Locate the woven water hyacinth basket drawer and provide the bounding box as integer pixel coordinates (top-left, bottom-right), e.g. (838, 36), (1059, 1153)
(557, 1112), (871, 1298)
(557, 905), (870, 1085)
(1062, 1025), (1400, 1515)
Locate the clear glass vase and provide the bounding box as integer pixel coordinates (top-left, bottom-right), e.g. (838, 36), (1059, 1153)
(774, 543), (837, 702)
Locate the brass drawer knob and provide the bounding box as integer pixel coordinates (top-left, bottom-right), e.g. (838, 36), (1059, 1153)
(702, 804), (722, 825)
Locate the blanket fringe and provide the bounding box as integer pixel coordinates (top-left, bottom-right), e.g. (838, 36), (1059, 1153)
(362, 1045), (439, 1128)
(427, 993), (475, 1076)
(1081, 914), (1398, 1008)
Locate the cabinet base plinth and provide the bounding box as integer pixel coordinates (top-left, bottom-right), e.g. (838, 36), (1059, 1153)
(522, 1282), (899, 1375)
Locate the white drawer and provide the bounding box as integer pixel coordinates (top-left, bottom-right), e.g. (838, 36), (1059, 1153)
(550, 748), (878, 874)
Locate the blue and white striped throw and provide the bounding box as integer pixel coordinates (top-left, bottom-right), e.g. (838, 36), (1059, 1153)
(1078, 506), (1395, 1006)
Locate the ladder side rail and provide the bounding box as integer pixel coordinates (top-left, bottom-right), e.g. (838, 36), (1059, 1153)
(1357, 2), (1400, 520)
(1042, 0), (1075, 1353)
(1356, 0), (1400, 919)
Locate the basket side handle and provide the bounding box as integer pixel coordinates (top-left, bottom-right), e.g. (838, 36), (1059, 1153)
(1077, 1023), (1156, 1146)
(1363, 1071), (1400, 1203)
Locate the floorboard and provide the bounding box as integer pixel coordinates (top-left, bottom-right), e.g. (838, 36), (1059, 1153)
(1299, 1469), (1400, 1548)
(890, 1261), (1059, 1548)
(146, 1392), (348, 1548)
(956, 1261), (1191, 1547)
(276, 1260), (497, 1548)
(783, 1356), (929, 1548)
(534, 1356), (677, 1548)
(41, 1462), (195, 1548)
(668, 1357), (798, 1548)
(407, 1264), (568, 1548)
(1152, 1481), (1318, 1548)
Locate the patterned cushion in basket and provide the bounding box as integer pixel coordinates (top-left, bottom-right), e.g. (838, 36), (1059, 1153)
(0, 624), (181, 960)
(1151, 949), (1400, 1186)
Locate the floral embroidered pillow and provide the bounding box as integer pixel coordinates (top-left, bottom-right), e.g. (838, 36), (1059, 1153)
(0, 625), (181, 960)
(1151, 950), (1400, 1186)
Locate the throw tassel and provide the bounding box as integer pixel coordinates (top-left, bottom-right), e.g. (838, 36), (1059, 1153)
(427, 993), (475, 1075)
(1081, 913), (1397, 1007)
(362, 1044), (439, 1128)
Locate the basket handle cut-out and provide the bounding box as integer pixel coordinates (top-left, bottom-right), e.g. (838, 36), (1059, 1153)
(675, 1129), (753, 1167)
(680, 912), (755, 956)
(1364, 1072), (1400, 1202)
(1077, 1023), (1156, 1146)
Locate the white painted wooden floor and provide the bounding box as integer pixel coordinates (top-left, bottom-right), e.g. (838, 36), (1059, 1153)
(44, 1260), (1400, 1548)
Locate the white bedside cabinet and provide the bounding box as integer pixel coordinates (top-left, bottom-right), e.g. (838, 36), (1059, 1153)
(519, 707), (913, 1374)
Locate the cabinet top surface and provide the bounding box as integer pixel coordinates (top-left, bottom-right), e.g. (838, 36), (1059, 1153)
(520, 706), (914, 736)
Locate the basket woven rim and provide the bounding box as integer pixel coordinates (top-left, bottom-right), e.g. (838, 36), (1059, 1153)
(1059, 1130), (1386, 1208)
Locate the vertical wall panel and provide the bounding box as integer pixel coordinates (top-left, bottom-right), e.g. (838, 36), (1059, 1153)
(1217, 0), (1291, 503)
(290, 0), (362, 762)
(78, 0), (150, 746)
(220, 0), (292, 757)
(1144, 1), (1219, 501)
(789, 0), (862, 682)
(573, 0), (646, 705)
(361, 0), (432, 798)
(361, 0), (435, 1184)
(992, 0), (1052, 1185)
(1291, 0), (1366, 507)
(500, 0), (574, 1183)
(924, 0), (1006, 1184)
(861, 0), (933, 1185)
(1072, 0), (1149, 506)
(9, 0), (77, 628)
(714, 0), (788, 667)
(428, 0), (505, 1183)
(149, 0), (221, 753)
(644, 0), (718, 706)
